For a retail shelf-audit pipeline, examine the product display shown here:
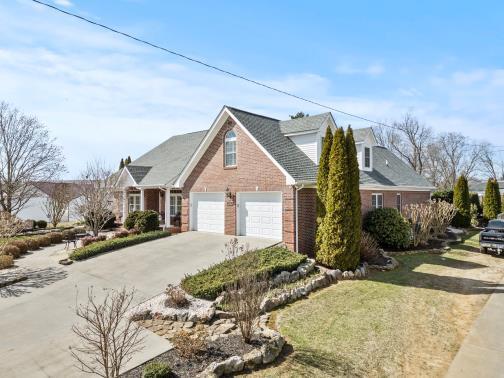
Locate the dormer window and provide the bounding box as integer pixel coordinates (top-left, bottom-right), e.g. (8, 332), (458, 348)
(364, 147), (371, 168)
(224, 130), (237, 167)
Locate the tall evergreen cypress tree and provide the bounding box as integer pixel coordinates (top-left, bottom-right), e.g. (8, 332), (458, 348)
(483, 178), (500, 221)
(316, 127), (333, 224)
(345, 127), (361, 266)
(453, 174), (470, 227)
(125, 156), (132, 165)
(316, 128), (354, 270)
(119, 158), (125, 170)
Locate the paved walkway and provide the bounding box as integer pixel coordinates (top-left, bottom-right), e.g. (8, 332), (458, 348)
(446, 275), (504, 378)
(0, 232), (276, 377)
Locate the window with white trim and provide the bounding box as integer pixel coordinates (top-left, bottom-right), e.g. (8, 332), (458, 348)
(170, 194), (182, 216)
(128, 193), (141, 212)
(224, 130), (237, 167)
(364, 147), (371, 168)
(396, 193), (402, 212)
(372, 193), (383, 209)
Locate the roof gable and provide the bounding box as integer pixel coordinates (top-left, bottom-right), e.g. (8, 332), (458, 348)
(279, 113), (332, 135)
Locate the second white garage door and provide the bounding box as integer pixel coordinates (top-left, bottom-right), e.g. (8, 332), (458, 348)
(191, 192), (225, 233)
(237, 192), (282, 240)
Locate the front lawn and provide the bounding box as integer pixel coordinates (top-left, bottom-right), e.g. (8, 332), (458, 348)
(248, 232), (504, 377)
(181, 247), (306, 300)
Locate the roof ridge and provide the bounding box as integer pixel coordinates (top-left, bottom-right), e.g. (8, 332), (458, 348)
(225, 106), (280, 122)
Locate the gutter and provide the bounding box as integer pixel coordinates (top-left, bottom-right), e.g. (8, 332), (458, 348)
(294, 184), (305, 253)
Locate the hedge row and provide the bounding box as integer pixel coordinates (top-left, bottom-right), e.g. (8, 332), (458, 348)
(181, 247), (307, 300)
(69, 231), (170, 261)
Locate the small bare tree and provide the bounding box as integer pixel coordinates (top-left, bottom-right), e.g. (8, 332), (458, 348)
(43, 183), (72, 228)
(74, 161), (114, 236)
(70, 287), (144, 378)
(430, 200), (457, 237)
(0, 102), (65, 215)
(403, 203), (434, 247)
(0, 212), (25, 254)
(223, 238), (268, 343)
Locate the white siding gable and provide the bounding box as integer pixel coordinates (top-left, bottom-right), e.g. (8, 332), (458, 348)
(289, 132), (318, 163)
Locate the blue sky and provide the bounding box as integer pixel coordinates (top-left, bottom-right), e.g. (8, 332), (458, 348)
(1, 0), (503, 177)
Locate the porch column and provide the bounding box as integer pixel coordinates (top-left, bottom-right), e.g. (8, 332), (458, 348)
(164, 188), (172, 228)
(122, 189), (128, 222)
(140, 188), (145, 211)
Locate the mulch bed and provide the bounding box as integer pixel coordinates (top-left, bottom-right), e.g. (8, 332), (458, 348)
(121, 334), (259, 378)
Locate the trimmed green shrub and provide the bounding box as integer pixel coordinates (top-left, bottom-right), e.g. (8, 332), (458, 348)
(0, 254), (13, 269)
(363, 208), (411, 249)
(431, 190), (454, 203)
(25, 238), (40, 250)
(62, 229), (77, 241)
(142, 361), (171, 378)
(69, 231), (169, 261)
(483, 179), (501, 221)
(36, 220), (48, 229)
(181, 247), (306, 300)
(8, 240), (28, 254)
(470, 192), (482, 214)
(124, 210), (142, 230)
(124, 210), (159, 232)
(316, 126), (333, 223)
(136, 210), (160, 233)
(3, 245), (21, 258)
(345, 127), (361, 266)
(452, 175), (471, 228)
(36, 235), (52, 247)
(49, 232), (63, 244)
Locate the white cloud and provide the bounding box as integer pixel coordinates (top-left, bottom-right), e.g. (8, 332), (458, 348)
(452, 69), (487, 85)
(334, 62), (385, 76)
(53, 0), (73, 7)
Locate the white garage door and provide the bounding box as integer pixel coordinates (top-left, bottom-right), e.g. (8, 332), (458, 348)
(238, 192), (282, 240)
(191, 192), (225, 233)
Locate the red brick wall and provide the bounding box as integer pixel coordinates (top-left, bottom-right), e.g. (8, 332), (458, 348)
(360, 190), (431, 214)
(144, 189), (159, 213)
(297, 188), (317, 256)
(181, 116), (295, 250)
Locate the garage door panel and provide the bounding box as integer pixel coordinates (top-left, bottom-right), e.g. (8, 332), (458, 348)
(192, 193), (225, 233)
(238, 192), (282, 240)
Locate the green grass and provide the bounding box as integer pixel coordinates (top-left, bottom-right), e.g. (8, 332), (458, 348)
(181, 247), (306, 300)
(248, 232), (504, 378)
(69, 231), (170, 261)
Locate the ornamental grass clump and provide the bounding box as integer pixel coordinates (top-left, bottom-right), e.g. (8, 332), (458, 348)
(171, 326), (207, 359)
(8, 239), (28, 254)
(36, 235), (52, 247)
(403, 203), (434, 247)
(3, 244), (21, 258)
(25, 238), (40, 251)
(0, 254), (13, 269)
(164, 284), (189, 308)
(49, 232), (63, 244)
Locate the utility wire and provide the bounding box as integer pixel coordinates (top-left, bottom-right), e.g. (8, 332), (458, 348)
(30, 0), (504, 149)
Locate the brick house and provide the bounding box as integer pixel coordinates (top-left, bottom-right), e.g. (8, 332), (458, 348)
(114, 106), (434, 255)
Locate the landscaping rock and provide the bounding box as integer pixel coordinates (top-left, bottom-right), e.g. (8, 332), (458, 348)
(223, 356), (244, 374)
(261, 339), (284, 364)
(354, 269), (362, 279)
(243, 349), (263, 368)
(214, 310), (233, 319)
(289, 271), (300, 283)
(214, 323), (235, 335)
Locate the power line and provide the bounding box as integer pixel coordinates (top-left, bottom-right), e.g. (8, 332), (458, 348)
(29, 0), (504, 149)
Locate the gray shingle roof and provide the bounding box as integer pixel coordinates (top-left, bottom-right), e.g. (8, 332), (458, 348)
(469, 180), (504, 192)
(227, 107), (318, 182)
(127, 130), (207, 186)
(360, 146), (434, 188)
(353, 127), (375, 143)
(279, 113), (331, 134)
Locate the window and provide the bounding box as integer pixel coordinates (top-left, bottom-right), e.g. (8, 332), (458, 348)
(128, 193), (140, 212)
(364, 147), (371, 168)
(224, 130), (237, 167)
(396, 193), (402, 212)
(372, 193), (383, 209)
(170, 194), (182, 216)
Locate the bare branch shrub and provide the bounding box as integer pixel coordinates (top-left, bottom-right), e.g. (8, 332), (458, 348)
(0, 102), (65, 215)
(430, 200), (457, 237)
(70, 287), (145, 378)
(171, 325), (207, 359)
(0, 212), (25, 255)
(164, 284), (189, 308)
(43, 182), (72, 227)
(74, 160), (114, 236)
(403, 203), (434, 247)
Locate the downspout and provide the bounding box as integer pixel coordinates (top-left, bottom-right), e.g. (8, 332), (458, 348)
(294, 184), (304, 253)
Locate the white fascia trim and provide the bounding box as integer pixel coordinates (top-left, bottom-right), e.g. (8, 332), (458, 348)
(284, 130), (318, 137)
(175, 107), (228, 187)
(226, 110), (296, 185)
(114, 167), (137, 188)
(360, 184), (435, 192)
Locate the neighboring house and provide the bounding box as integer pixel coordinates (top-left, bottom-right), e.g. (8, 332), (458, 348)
(114, 106), (434, 255)
(17, 181), (84, 223)
(469, 180), (504, 199)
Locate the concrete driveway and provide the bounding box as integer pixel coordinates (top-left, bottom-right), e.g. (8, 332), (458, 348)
(0, 232), (276, 377)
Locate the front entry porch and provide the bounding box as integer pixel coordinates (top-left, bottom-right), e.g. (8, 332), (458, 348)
(115, 187), (182, 231)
